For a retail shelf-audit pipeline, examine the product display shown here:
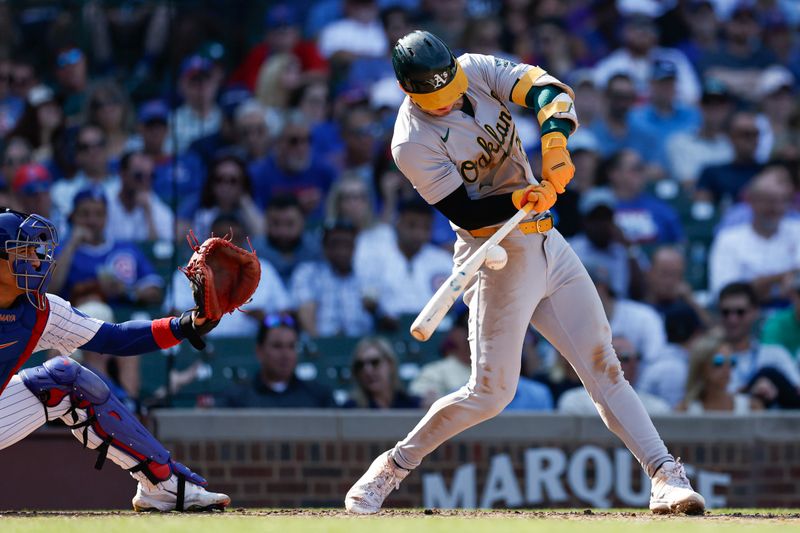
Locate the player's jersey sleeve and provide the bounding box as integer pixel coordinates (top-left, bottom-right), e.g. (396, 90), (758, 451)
(461, 53), (535, 103)
(392, 141), (463, 205)
(35, 294), (105, 354)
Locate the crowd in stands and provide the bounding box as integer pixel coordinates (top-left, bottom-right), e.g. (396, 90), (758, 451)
(2, 0), (800, 415)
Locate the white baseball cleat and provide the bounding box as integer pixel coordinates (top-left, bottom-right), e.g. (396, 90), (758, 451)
(345, 450), (410, 514)
(649, 459), (706, 515)
(132, 475), (231, 512)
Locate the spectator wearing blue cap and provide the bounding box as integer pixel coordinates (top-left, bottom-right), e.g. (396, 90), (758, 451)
(569, 187), (647, 300)
(229, 3), (328, 92)
(628, 59), (702, 169)
(48, 186), (163, 306)
(53, 46), (89, 125)
(168, 54), (223, 154)
(665, 78), (734, 187)
(135, 99), (204, 212)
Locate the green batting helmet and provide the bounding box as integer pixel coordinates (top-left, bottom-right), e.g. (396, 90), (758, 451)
(392, 31), (468, 111)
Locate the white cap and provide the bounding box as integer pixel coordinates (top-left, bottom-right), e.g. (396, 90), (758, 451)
(758, 65), (795, 98)
(369, 77), (405, 111)
(27, 85), (55, 107)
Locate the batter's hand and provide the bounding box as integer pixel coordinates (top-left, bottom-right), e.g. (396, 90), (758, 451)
(511, 180), (557, 212)
(540, 132), (574, 194)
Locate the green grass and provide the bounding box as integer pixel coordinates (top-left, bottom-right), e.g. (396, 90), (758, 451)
(2, 510), (798, 533)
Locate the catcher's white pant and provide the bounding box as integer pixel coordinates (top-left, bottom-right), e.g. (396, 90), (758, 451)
(393, 229), (672, 477)
(0, 373), (138, 469)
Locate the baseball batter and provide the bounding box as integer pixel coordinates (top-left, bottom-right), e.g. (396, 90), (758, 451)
(0, 208), (229, 511)
(345, 31), (705, 515)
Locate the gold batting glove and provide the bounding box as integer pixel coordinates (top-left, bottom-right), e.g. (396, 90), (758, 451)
(540, 132), (574, 194)
(511, 180), (557, 212)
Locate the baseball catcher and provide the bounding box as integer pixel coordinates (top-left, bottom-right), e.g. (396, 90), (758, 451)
(0, 209), (258, 511)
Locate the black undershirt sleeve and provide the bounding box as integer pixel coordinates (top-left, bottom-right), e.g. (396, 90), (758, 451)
(433, 184), (519, 230)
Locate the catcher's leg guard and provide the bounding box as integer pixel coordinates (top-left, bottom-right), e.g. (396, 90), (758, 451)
(20, 357), (226, 511)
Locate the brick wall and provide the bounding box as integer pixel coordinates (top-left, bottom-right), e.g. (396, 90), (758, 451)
(155, 438), (800, 508)
(154, 410), (800, 509)
(2, 411), (799, 509)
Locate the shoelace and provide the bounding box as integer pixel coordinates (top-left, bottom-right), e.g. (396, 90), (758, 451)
(369, 463), (401, 496)
(659, 458), (690, 488)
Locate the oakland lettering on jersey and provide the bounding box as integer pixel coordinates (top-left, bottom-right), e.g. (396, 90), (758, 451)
(459, 108), (514, 183)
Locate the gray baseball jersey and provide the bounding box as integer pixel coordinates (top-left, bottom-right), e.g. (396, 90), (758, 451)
(391, 53), (574, 209)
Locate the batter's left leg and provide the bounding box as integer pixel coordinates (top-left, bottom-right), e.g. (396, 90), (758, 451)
(530, 231), (704, 514)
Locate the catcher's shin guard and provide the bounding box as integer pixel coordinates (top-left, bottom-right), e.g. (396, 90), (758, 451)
(19, 358), (208, 496)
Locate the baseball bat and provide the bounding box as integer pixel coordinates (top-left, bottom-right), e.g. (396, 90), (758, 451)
(410, 203), (535, 341)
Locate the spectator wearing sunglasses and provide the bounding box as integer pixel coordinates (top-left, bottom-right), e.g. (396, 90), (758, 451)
(761, 272), (800, 360)
(345, 337), (421, 409)
(50, 124), (118, 232)
(250, 111), (336, 224)
(678, 332), (759, 414)
(218, 312), (335, 408)
(165, 213), (290, 339)
(106, 151), (173, 242)
(717, 282), (800, 396)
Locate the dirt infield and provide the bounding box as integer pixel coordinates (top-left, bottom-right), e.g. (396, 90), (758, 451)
(2, 508), (800, 522)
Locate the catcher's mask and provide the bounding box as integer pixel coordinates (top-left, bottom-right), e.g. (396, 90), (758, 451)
(392, 30), (468, 111)
(0, 208), (59, 310)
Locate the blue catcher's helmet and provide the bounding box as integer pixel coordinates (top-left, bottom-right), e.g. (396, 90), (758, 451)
(0, 209), (59, 309)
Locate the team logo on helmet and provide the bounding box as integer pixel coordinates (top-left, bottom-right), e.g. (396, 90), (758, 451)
(429, 71), (449, 89)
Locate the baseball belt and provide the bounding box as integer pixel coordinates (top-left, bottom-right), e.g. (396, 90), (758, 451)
(468, 213), (554, 238)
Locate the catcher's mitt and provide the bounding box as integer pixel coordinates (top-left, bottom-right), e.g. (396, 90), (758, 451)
(181, 232), (261, 322)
